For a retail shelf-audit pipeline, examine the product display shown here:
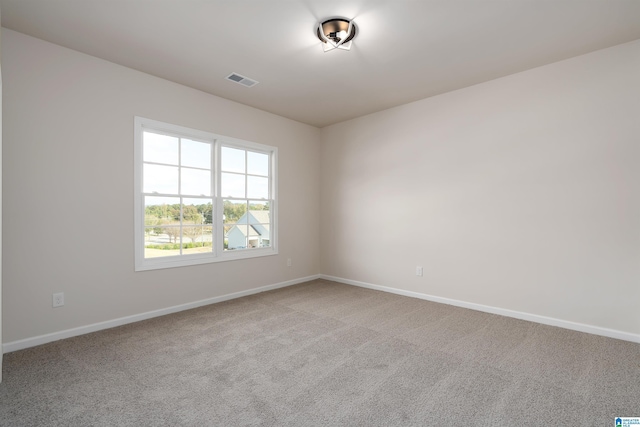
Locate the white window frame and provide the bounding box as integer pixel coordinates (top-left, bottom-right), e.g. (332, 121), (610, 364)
(134, 117), (278, 271)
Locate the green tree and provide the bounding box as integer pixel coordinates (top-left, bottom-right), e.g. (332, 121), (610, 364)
(197, 203), (213, 224)
(249, 202), (269, 211)
(182, 205), (200, 222)
(223, 200), (246, 223)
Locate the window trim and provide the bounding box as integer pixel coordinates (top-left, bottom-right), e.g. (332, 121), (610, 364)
(134, 116), (278, 271)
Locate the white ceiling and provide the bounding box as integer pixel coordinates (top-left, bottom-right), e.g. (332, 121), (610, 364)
(2, 0), (640, 128)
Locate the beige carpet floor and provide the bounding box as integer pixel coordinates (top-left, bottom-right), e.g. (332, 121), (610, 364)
(1, 279), (639, 426)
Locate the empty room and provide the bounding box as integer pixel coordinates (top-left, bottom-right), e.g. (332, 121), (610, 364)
(1, 0), (639, 425)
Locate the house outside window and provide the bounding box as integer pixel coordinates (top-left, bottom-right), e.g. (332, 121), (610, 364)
(226, 210), (271, 249)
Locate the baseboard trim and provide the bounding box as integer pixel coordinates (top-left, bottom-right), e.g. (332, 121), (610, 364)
(5, 273), (637, 353)
(2, 274), (321, 354)
(320, 274), (640, 344)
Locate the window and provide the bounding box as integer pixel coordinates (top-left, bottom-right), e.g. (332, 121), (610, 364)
(134, 117), (277, 271)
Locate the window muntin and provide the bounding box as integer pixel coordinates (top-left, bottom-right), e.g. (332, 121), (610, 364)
(134, 117), (277, 271)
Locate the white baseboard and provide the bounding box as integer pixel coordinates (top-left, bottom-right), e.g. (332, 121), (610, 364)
(2, 274), (321, 354)
(5, 272), (637, 353)
(320, 274), (640, 344)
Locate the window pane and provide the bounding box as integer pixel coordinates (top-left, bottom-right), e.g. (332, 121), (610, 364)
(144, 164), (179, 194)
(183, 198), (213, 225)
(221, 173), (245, 198)
(247, 201), (270, 224)
(145, 196), (180, 225)
(146, 225), (179, 245)
(144, 132), (178, 165)
(181, 167), (211, 196)
(181, 225), (202, 242)
(144, 196), (180, 259)
(247, 176), (269, 199)
(247, 151), (269, 176)
(181, 198), (205, 223)
(144, 230), (182, 258)
(161, 225), (182, 245)
(246, 202), (270, 248)
(144, 224), (181, 258)
(182, 226), (212, 255)
(182, 198), (213, 251)
(182, 139), (210, 169)
(221, 147), (245, 173)
(223, 199), (247, 225)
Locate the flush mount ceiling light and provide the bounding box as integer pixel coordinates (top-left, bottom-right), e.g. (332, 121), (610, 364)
(316, 18), (357, 52)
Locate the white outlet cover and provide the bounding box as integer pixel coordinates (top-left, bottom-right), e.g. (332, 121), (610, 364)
(53, 292), (64, 307)
(416, 267), (423, 276)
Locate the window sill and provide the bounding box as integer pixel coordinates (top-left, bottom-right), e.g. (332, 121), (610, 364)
(135, 247), (279, 272)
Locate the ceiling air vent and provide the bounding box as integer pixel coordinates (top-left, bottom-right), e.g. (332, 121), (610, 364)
(226, 73), (259, 88)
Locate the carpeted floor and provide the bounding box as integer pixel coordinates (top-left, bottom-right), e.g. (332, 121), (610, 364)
(1, 279), (639, 426)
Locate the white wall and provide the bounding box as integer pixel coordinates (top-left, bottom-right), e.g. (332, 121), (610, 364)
(2, 29), (321, 344)
(320, 39), (640, 336)
(0, 12), (3, 379)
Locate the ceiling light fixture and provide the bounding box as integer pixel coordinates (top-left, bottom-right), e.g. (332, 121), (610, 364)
(316, 18), (357, 52)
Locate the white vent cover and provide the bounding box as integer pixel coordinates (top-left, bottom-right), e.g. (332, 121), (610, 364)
(226, 73), (259, 88)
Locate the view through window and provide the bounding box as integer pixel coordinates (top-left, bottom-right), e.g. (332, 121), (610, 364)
(134, 117), (277, 271)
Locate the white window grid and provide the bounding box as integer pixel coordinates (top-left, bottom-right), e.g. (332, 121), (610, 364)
(134, 117), (278, 271)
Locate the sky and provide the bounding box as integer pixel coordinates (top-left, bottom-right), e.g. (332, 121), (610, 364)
(142, 131), (270, 205)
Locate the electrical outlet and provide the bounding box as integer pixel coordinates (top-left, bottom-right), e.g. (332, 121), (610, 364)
(53, 292), (64, 308)
(416, 266), (423, 277)
(287, 258), (292, 267)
